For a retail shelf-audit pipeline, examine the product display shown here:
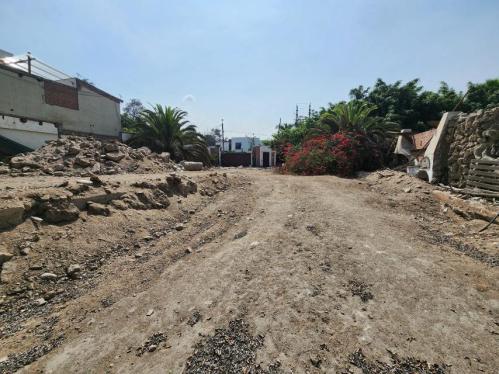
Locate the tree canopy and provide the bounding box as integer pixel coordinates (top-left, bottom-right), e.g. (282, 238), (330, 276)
(271, 77), (499, 158)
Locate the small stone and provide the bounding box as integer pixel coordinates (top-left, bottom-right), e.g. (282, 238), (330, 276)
(40, 272), (58, 280)
(146, 309), (154, 316)
(20, 247), (31, 256)
(34, 297), (47, 306)
(0, 251), (13, 264)
(148, 344), (157, 352)
(175, 223), (184, 231)
(67, 264), (82, 278)
(31, 216), (44, 223)
(249, 241), (260, 249)
(233, 230), (247, 240)
(403, 187), (412, 193)
(185, 247), (193, 254)
(87, 202), (111, 216)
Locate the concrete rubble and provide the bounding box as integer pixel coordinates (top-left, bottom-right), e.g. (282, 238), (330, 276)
(0, 135), (178, 177)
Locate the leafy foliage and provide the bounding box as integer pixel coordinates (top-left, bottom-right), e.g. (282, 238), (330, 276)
(204, 128), (222, 147)
(271, 77), (498, 169)
(127, 105), (210, 164)
(121, 98), (145, 133)
(284, 132), (382, 177)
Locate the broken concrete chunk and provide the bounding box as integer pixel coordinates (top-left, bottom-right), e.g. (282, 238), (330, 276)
(183, 161), (203, 171)
(159, 152), (170, 162)
(0, 251), (14, 264)
(40, 272), (58, 280)
(42, 201), (80, 223)
(0, 200), (25, 229)
(104, 143), (119, 152)
(87, 202), (111, 216)
(74, 156), (94, 167)
(0, 261), (17, 283)
(34, 297), (47, 306)
(105, 152), (125, 162)
(66, 264), (82, 279)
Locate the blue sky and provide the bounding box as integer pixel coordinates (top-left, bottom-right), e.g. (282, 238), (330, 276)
(1, 0), (498, 138)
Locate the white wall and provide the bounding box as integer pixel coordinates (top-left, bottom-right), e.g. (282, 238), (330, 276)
(255, 145), (275, 167)
(0, 115), (58, 149)
(230, 137), (261, 152)
(0, 66), (121, 138)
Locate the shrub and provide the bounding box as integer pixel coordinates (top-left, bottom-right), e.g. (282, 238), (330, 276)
(283, 132), (382, 177)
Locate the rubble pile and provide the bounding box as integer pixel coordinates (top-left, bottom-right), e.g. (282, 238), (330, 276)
(0, 136), (176, 177)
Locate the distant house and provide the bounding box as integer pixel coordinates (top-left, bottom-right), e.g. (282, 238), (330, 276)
(252, 145), (277, 167)
(0, 51), (122, 155)
(219, 136), (276, 167)
(225, 136), (262, 152)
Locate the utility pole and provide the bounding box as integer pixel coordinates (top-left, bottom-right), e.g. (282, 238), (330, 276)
(278, 117), (282, 129)
(221, 118), (224, 152)
(308, 103), (311, 118)
(27, 52), (32, 74)
(295, 105), (299, 125)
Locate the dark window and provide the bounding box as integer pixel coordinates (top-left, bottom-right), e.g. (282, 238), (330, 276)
(235, 142), (242, 150)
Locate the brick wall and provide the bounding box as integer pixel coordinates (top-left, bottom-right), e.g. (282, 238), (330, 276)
(44, 81), (79, 110)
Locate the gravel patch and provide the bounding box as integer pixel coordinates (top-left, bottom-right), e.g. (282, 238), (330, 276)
(184, 319), (281, 373)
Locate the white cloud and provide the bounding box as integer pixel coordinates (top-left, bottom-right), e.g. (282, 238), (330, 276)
(182, 94), (196, 103)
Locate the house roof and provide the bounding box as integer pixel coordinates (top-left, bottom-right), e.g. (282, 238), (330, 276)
(413, 129), (436, 150)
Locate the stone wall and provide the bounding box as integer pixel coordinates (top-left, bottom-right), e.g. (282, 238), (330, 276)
(445, 107), (499, 187)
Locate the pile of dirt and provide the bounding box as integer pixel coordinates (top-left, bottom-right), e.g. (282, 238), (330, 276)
(0, 136), (177, 177)
(362, 168), (498, 267)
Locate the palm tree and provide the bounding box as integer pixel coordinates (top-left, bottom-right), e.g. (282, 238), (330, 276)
(127, 105), (210, 164)
(317, 101), (399, 143)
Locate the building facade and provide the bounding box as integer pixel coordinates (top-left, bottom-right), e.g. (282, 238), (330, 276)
(0, 52), (122, 152)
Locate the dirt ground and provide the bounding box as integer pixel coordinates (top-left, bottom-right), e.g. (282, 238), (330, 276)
(0, 168), (497, 373)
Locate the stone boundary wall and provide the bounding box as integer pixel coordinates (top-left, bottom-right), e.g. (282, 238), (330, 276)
(445, 107), (499, 187)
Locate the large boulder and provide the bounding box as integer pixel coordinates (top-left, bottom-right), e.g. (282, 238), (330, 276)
(183, 162), (203, 171)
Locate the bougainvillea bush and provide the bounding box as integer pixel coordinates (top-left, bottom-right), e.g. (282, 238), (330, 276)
(283, 132), (382, 177)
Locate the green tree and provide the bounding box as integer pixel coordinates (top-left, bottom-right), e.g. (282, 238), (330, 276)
(317, 100), (399, 144)
(127, 105), (210, 164)
(204, 128), (222, 146)
(464, 79), (499, 111)
(121, 98), (145, 133)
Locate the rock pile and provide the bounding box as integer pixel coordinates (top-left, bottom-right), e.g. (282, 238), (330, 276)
(446, 107), (499, 187)
(1, 136), (177, 177)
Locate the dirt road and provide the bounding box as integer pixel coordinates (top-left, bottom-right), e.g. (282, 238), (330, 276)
(2, 169), (498, 373)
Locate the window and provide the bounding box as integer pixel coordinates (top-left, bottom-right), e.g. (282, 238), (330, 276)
(235, 142), (242, 150)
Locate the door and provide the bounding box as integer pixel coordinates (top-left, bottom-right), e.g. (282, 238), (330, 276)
(262, 152), (270, 167)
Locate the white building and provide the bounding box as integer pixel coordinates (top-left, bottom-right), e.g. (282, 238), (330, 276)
(0, 51), (122, 154)
(225, 136), (262, 152)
